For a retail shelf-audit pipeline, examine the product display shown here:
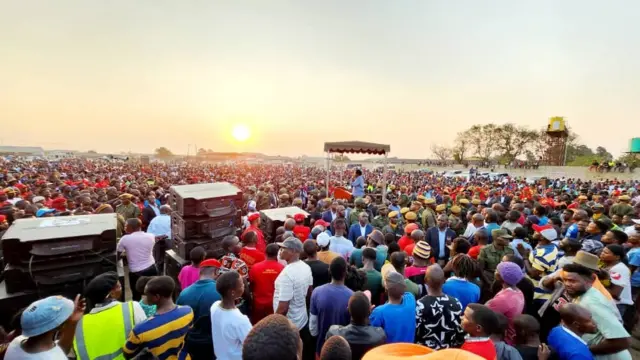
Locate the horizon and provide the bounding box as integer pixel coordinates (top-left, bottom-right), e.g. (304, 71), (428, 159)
(2, 1), (639, 158)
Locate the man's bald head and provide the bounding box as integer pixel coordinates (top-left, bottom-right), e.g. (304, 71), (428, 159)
(284, 218), (296, 231)
(410, 229), (425, 241)
(471, 213), (485, 225)
(558, 303), (591, 324)
(425, 264), (445, 289)
(573, 210), (588, 221)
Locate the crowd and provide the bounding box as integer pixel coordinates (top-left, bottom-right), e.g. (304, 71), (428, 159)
(1, 156), (640, 360)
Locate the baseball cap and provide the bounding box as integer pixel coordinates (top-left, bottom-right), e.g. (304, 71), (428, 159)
(314, 219), (330, 228)
(532, 224), (558, 241)
(36, 208), (55, 217)
(200, 259), (221, 268)
(278, 237), (303, 252)
(32, 196), (45, 203)
(293, 213), (305, 222)
(247, 213), (260, 222)
(21, 296), (74, 337)
(316, 232), (330, 247)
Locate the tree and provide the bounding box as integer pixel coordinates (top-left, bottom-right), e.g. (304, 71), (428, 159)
(197, 148), (207, 156)
(154, 147), (173, 158)
(333, 154), (350, 162)
(430, 144), (452, 161)
(87, 150), (97, 154)
(595, 146), (612, 160)
(452, 131), (470, 163)
(466, 124), (500, 161)
(494, 123), (538, 164)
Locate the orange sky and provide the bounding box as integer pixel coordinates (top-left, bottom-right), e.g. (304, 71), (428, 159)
(1, 1), (639, 158)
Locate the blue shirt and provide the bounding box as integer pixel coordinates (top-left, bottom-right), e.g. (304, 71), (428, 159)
(311, 284), (353, 353)
(538, 216), (549, 226)
(438, 229), (447, 258)
(627, 247), (640, 287)
(147, 214), (172, 239)
(485, 223), (500, 243)
(370, 292), (416, 343)
(547, 326), (594, 360)
(349, 246), (387, 271)
(352, 175), (365, 197)
(442, 277), (481, 311)
(176, 279), (221, 320)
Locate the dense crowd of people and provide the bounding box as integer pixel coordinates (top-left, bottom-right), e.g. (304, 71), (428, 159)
(1, 156), (640, 360)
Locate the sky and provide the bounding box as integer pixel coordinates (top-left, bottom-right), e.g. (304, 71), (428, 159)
(1, 1), (639, 158)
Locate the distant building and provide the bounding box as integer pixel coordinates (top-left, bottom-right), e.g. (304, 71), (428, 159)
(0, 146), (45, 157)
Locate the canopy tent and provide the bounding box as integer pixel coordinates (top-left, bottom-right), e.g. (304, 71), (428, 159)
(324, 141), (391, 200)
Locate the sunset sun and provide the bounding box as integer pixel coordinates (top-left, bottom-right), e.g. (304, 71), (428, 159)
(232, 124), (251, 142)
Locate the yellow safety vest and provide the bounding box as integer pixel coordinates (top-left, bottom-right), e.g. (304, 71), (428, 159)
(73, 301), (134, 360)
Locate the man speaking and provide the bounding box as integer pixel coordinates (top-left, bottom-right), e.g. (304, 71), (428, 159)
(351, 169), (365, 199)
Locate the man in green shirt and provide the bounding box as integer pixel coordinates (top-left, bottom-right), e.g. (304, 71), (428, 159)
(361, 248), (383, 305)
(478, 229), (514, 283)
(116, 193), (141, 221)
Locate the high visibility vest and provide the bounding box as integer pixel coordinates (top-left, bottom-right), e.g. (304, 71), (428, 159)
(73, 301), (135, 360)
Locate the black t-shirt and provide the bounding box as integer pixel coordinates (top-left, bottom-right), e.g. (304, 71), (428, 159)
(306, 259), (330, 288)
(516, 277), (535, 316)
(515, 345), (559, 360)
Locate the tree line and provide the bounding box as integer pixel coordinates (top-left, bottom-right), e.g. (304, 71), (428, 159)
(429, 123), (633, 166)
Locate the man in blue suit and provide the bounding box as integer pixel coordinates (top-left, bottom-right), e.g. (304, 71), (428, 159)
(322, 200), (339, 224)
(426, 214), (456, 265)
(348, 212), (373, 244)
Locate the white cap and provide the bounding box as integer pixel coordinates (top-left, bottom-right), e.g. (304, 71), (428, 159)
(316, 232), (330, 247)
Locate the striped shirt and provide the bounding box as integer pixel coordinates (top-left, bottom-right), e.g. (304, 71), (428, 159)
(124, 305), (193, 360)
(529, 244), (559, 301)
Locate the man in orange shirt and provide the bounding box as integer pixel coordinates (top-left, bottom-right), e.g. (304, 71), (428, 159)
(242, 213), (267, 253)
(248, 243), (284, 324)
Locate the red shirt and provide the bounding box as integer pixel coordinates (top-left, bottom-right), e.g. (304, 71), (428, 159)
(468, 245), (483, 260)
(242, 226), (267, 253)
(239, 247), (266, 269)
(249, 259), (284, 306)
(293, 225), (311, 242)
(462, 338), (496, 360)
(398, 235), (413, 251)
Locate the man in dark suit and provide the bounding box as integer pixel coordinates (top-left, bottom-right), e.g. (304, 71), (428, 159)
(498, 189), (512, 208)
(322, 200), (339, 224)
(347, 212), (374, 244)
(426, 214), (456, 266)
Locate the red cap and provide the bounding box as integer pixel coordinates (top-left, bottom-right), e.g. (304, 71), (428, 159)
(532, 224), (554, 233)
(293, 213), (305, 222)
(314, 219), (330, 228)
(200, 259), (221, 268)
(404, 223), (419, 235)
(247, 213), (260, 222)
(0, 215), (6, 223)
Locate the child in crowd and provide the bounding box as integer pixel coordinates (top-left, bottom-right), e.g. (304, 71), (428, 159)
(178, 246), (206, 290)
(136, 276), (157, 317)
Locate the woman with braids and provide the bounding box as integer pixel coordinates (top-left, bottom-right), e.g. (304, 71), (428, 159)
(442, 254), (480, 310)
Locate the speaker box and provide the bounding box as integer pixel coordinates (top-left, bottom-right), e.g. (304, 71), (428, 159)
(169, 182), (243, 218)
(171, 211), (241, 240)
(172, 235), (226, 261)
(259, 206), (310, 242)
(1, 214), (117, 266)
(3, 251), (118, 294)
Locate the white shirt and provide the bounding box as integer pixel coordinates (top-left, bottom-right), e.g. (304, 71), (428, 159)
(210, 301), (252, 360)
(328, 235), (354, 259)
(608, 262), (633, 305)
(147, 214), (172, 239)
(462, 223), (477, 238)
(5, 337), (67, 360)
(116, 231), (155, 272)
(273, 260), (313, 329)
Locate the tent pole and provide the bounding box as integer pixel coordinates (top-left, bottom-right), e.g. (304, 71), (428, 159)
(326, 151), (330, 197)
(382, 152), (388, 201)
